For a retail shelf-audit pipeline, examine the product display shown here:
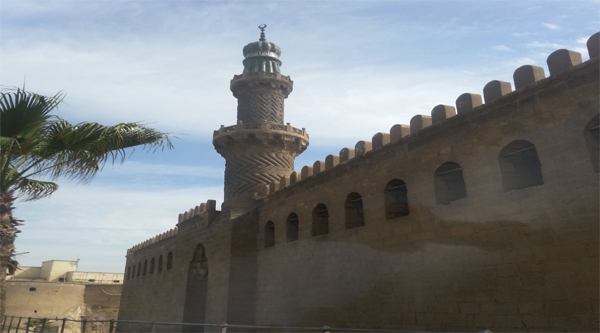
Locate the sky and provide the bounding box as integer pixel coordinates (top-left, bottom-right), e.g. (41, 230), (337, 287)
(2, 0), (598, 273)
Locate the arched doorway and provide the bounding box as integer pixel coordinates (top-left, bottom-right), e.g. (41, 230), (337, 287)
(182, 244), (208, 332)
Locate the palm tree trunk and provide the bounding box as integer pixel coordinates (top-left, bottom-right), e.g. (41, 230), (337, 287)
(0, 190), (20, 322)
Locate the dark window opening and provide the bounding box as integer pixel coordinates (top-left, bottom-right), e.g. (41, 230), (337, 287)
(143, 260), (147, 275)
(312, 204), (329, 236)
(113, 280), (120, 283)
(585, 115), (599, 172)
(384, 179), (409, 219)
(29, 287), (36, 291)
(150, 258), (155, 274)
(345, 192), (365, 229)
(132, 265), (136, 279)
(88, 279), (95, 282)
(158, 255), (163, 273)
(499, 140), (543, 191)
(265, 221), (275, 248)
(286, 213), (299, 242)
(137, 262), (141, 276)
(127, 266), (131, 280)
(435, 162), (467, 204)
(167, 252), (173, 270)
(58, 278), (65, 282)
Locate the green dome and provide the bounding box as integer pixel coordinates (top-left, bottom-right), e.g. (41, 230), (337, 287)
(241, 25), (282, 73)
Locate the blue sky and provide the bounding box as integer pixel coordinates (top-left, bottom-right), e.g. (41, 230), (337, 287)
(2, 0), (598, 272)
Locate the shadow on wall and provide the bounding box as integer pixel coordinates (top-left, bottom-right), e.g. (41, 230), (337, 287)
(288, 208), (599, 332)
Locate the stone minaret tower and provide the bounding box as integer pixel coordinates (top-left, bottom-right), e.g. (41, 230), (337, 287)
(213, 25), (309, 213)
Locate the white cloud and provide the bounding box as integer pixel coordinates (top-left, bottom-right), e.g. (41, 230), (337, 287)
(542, 23), (559, 30)
(527, 41), (566, 49)
(493, 45), (513, 52)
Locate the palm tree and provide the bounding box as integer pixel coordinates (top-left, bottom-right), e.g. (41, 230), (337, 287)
(0, 88), (173, 320)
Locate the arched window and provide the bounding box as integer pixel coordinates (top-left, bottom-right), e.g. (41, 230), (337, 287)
(286, 213), (299, 242)
(143, 260), (147, 275)
(127, 266), (131, 280)
(384, 179), (409, 219)
(150, 258), (155, 274)
(137, 262), (141, 276)
(499, 140), (543, 191)
(158, 255), (163, 273)
(345, 192), (364, 229)
(434, 162), (467, 204)
(132, 264), (136, 279)
(264, 221), (275, 248)
(167, 252), (173, 270)
(585, 115), (599, 172)
(312, 204), (329, 236)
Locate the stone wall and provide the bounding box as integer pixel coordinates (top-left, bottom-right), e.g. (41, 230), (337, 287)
(118, 203), (234, 333)
(118, 35), (599, 332)
(253, 57), (599, 331)
(6, 281), (86, 332)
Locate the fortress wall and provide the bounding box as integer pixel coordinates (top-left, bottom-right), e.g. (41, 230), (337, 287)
(253, 58), (599, 331)
(118, 234), (180, 331)
(117, 203), (233, 333)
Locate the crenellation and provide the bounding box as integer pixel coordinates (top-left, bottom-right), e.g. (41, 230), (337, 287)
(410, 115), (433, 134)
(455, 93), (483, 114)
(390, 124), (410, 141)
(289, 171), (300, 184)
(313, 160), (326, 174)
(547, 49), (583, 76)
(588, 32), (599, 59)
(325, 154), (340, 169)
(431, 104), (456, 124)
(127, 227), (178, 254)
(339, 148), (355, 163)
(355, 140), (372, 157)
(513, 65), (546, 90)
(279, 175), (290, 189)
(372, 133), (390, 150)
(483, 80), (512, 103)
(301, 165), (313, 179)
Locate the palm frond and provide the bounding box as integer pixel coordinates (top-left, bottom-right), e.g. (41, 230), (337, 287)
(13, 177), (59, 201)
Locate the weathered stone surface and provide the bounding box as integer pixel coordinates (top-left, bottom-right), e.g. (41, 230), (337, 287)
(390, 124), (410, 141)
(483, 80), (512, 103)
(355, 141), (372, 157)
(514, 65), (546, 90)
(372, 132), (391, 150)
(301, 165), (313, 179)
(325, 155), (340, 169)
(431, 104), (456, 124)
(339, 148), (355, 163)
(410, 115), (432, 134)
(588, 32), (599, 59)
(456, 93), (483, 114)
(313, 160), (325, 174)
(547, 49), (583, 76)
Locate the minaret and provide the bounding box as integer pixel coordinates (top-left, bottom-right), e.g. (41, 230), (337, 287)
(213, 25), (309, 213)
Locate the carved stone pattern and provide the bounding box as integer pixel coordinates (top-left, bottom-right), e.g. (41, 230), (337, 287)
(237, 92), (284, 124)
(224, 152), (294, 200)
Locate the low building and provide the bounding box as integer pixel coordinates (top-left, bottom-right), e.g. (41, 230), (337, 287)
(6, 260), (122, 332)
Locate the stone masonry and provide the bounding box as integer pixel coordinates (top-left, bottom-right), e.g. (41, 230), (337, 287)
(117, 30), (600, 332)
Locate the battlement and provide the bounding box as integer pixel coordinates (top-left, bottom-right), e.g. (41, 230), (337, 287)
(177, 199), (219, 224)
(127, 227), (178, 255)
(261, 32), (600, 197)
(126, 200), (221, 254)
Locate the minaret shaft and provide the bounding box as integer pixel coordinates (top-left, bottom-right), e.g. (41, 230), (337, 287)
(213, 28), (309, 213)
